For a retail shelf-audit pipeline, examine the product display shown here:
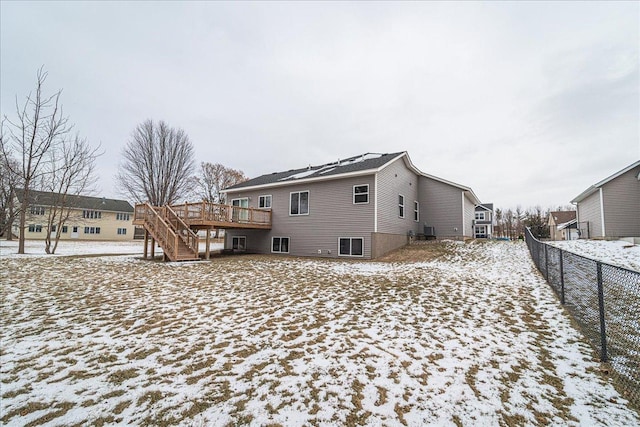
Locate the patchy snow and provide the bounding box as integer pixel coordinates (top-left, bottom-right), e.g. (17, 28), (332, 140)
(1, 241), (638, 426)
(0, 240), (224, 259)
(549, 239), (640, 272)
(279, 153), (384, 181)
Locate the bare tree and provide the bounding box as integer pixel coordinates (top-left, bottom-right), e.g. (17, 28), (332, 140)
(195, 162), (248, 204)
(0, 67), (71, 253)
(42, 134), (101, 254)
(116, 119), (195, 206)
(0, 141), (22, 240)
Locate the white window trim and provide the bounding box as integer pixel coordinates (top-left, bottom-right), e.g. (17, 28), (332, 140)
(475, 211), (486, 221)
(289, 190), (310, 216)
(338, 237), (365, 257)
(231, 236), (247, 251)
(271, 236), (290, 254)
(258, 195), (272, 209)
(353, 184), (370, 205)
(474, 225), (488, 237)
(414, 201), (419, 222)
(398, 194), (405, 218)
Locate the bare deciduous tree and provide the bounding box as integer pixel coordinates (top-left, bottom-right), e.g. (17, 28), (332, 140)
(116, 119), (195, 206)
(0, 143), (22, 240)
(42, 134), (101, 254)
(195, 162), (248, 204)
(0, 67), (71, 253)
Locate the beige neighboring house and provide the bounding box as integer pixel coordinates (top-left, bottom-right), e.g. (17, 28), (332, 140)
(14, 189), (134, 241)
(571, 160), (640, 241)
(548, 211), (577, 241)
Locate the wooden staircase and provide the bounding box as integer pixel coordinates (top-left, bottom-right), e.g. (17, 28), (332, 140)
(133, 203), (200, 262)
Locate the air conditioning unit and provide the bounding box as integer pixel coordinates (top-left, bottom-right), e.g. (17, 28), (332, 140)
(424, 225), (436, 237)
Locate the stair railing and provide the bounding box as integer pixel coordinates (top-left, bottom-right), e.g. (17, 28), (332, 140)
(135, 203), (179, 261)
(165, 205), (199, 256)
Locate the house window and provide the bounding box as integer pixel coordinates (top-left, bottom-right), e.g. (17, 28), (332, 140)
(116, 213), (130, 221)
(414, 201), (419, 222)
(28, 224), (42, 233)
(398, 195), (405, 218)
(353, 185), (369, 204)
(290, 191), (309, 215)
(30, 206), (45, 215)
(475, 212), (486, 221)
(339, 237), (364, 257)
(272, 237), (290, 253)
(259, 195), (272, 209)
(117, 228), (127, 235)
(232, 236), (246, 251)
(62, 226), (68, 233)
(475, 225), (488, 238)
(83, 210), (102, 219)
(51, 224), (56, 232)
(84, 227), (101, 234)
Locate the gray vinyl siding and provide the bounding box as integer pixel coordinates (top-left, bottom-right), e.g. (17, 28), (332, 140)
(463, 195), (475, 238)
(225, 174), (376, 258)
(602, 166), (640, 237)
(418, 176), (465, 239)
(577, 191), (603, 238)
(376, 158), (420, 236)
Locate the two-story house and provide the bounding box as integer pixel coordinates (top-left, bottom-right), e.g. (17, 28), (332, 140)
(473, 204), (494, 238)
(221, 152), (482, 259)
(14, 189), (135, 241)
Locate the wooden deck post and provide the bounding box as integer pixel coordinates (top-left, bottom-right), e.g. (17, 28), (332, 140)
(205, 228), (211, 260)
(150, 237), (155, 258)
(143, 230), (149, 259)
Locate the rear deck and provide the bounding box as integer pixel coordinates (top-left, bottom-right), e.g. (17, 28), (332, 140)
(133, 201), (271, 261)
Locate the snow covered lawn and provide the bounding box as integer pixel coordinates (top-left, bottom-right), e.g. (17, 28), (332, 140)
(548, 239), (640, 272)
(1, 241), (639, 426)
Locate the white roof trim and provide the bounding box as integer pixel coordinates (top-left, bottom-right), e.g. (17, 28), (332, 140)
(572, 160), (640, 203)
(223, 151), (482, 206)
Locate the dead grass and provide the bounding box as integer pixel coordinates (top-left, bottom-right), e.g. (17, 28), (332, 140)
(1, 241), (638, 426)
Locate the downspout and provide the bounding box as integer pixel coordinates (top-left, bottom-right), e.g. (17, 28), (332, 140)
(599, 188), (606, 237)
(461, 192), (465, 237)
(374, 173), (378, 233)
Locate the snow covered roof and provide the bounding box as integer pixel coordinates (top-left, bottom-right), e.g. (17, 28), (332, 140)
(223, 152), (482, 204)
(571, 160), (640, 203)
(557, 219), (577, 230)
(15, 189), (134, 212)
(223, 152), (404, 191)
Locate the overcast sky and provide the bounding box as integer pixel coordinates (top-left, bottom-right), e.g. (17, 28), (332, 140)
(2, 1), (638, 210)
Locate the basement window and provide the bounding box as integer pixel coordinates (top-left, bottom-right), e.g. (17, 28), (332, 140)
(339, 237), (364, 257)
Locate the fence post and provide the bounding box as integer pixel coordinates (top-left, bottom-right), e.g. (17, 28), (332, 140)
(544, 244), (549, 280)
(559, 250), (565, 305)
(596, 262), (608, 362)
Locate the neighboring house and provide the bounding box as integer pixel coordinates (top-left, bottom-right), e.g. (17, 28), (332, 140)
(14, 189), (135, 241)
(474, 203), (493, 238)
(221, 152), (482, 259)
(571, 160), (640, 240)
(547, 211), (577, 241)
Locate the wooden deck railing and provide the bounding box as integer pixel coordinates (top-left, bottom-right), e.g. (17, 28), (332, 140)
(171, 201), (272, 227)
(134, 203), (183, 261)
(164, 205), (199, 255)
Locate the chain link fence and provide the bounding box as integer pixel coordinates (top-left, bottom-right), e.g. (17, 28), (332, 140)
(525, 228), (640, 410)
